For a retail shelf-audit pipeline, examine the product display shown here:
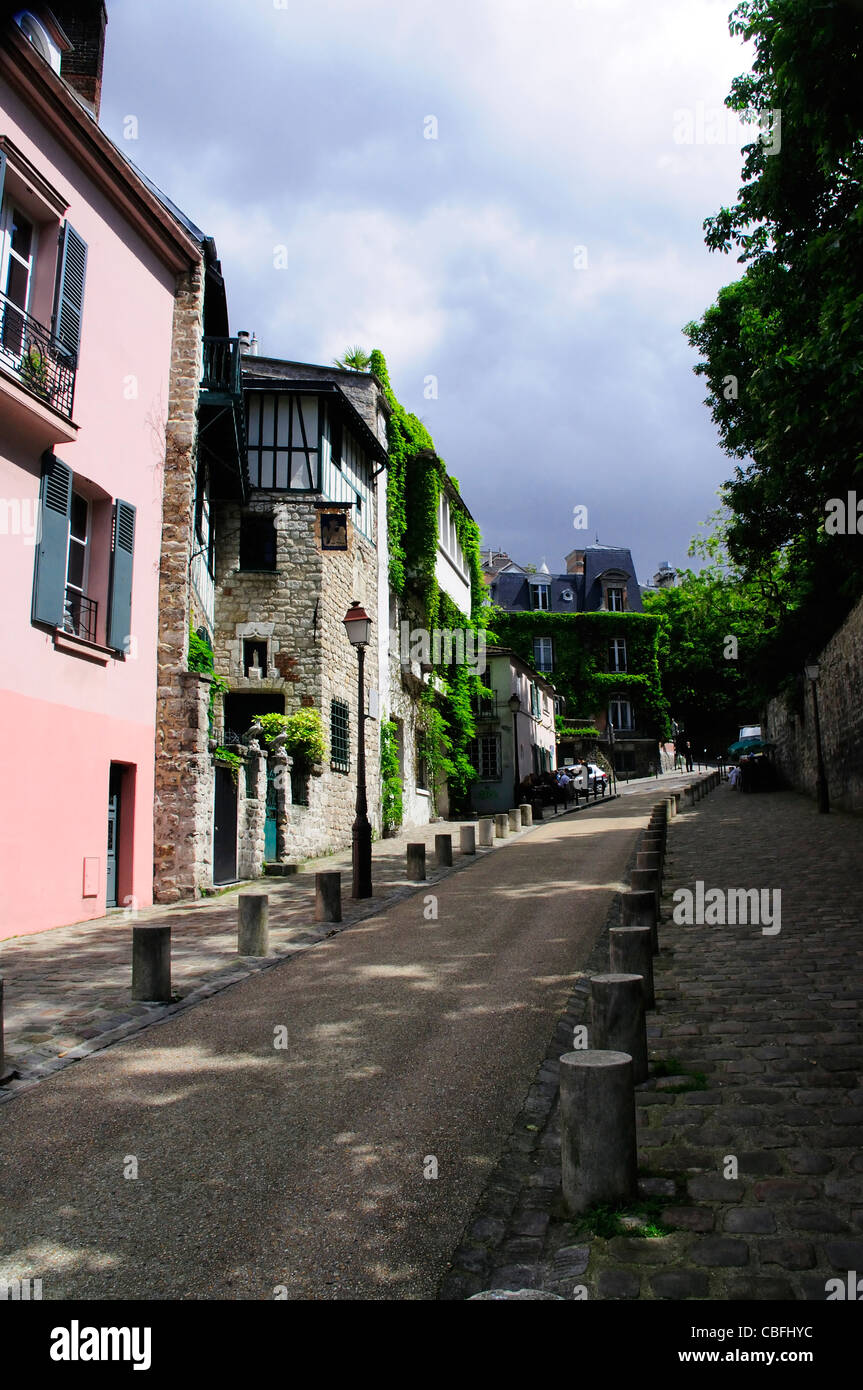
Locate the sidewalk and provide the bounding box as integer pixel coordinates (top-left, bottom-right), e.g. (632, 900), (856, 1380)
(0, 792), (633, 1100)
(439, 782), (863, 1300)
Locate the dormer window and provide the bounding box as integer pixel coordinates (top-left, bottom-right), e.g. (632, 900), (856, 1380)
(606, 586), (625, 612)
(15, 12), (62, 73)
(530, 582), (550, 611)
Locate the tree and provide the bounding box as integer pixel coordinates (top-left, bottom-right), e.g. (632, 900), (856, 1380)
(643, 511), (782, 753)
(332, 346), (371, 372)
(684, 0), (863, 654)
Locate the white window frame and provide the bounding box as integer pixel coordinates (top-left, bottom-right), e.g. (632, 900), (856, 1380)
(533, 636), (553, 672)
(609, 638), (627, 672)
(609, 697), (633, 731)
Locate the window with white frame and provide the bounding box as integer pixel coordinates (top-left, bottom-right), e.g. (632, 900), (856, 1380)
(606, 586), (625, 612)
(531, 583), (550, 611)
(608, 638), (627, 672)
(533, 636), (553, 672)
(609, 696), (634, 731)
(438, 491), (467, 575)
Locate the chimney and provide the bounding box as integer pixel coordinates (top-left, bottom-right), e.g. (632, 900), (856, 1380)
(51, 2), (108, 118)
(564, 548), (585, 575)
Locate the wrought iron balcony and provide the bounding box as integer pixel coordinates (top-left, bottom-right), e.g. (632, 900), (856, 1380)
(201, 336), (242, 398)
(63, 589), (98, 644)
(0, 291), (76, 419)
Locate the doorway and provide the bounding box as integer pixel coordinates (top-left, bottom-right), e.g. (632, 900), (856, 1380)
(213, 764), (238, 884)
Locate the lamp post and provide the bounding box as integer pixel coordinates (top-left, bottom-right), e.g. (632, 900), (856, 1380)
(343, 600), (373, 896)
(608, 721), (617, 795)
(508, 692), (521, 806)
(804, 661), (830, 814)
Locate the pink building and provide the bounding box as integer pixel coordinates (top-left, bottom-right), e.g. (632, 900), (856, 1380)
(0, 6), (199, 937)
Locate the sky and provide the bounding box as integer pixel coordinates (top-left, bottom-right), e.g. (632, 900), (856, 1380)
(99, 0), (756, 587)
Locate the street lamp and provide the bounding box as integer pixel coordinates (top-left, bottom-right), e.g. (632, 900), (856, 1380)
(343, 600), (373, 896)
(804, 660), (830, 814)
(608, 721), (617, 795)
(508, 692), (521, 806)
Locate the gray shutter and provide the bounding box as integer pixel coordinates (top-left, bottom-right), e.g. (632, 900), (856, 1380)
(107, 499), (135, 651)
(32, 452), (72, 627)
(52, 223), (88, 360)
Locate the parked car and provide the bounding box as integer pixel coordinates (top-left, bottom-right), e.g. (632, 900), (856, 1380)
(584, 762), (609, 795)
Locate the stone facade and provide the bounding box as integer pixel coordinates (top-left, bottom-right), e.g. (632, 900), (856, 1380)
(153, 263), (208, 902)
(765, 590), (863, 814)
(212, 490), (381, 862)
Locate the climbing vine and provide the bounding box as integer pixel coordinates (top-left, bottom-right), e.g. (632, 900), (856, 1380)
(380, 719), (404, 833)
(492, 610), (669, 740)
(369, 350), (493, 812)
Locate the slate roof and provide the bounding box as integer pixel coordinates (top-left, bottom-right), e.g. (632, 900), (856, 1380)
(490, 546), (643, 613)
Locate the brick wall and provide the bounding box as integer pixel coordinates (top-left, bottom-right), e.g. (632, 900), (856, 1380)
(765, 590), (863, 814)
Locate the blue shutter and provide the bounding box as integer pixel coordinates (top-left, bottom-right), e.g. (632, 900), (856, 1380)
(32, 452), (72, 627)
(107, 500), (135, 652)
(52, 223), (88, 360)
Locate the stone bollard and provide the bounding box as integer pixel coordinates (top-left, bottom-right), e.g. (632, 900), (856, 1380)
(460, 824), (476, 855)
(559, 1050), (637, 1213)
(132, 924), (172, 1001)
(478, 818), (495, 848)
(435, 833), (453, 868)
(672, 792), (681, 815)
(609, 927), (655, 1009)
(519, 803), (533, 827)
(533, 801), (545, 820)
(636, 850), (662, 876)
(684, 786), (695, 808)
(667, 795), (677, 819)
(642, 830), (665, 850)
(406, 843), (426, 880)
(238, 893), (270, 955)
(631, 867), (661, 933)
(494, 813), (509, 839)
(621, 887), (658, 947)
(507, 808), (521, 833)
(314, 871), (342, 923)
(0, 977), (14, 1083)
(590, 973), (648, 1083)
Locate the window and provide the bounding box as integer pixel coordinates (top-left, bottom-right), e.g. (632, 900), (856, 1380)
(608, 638), (627, 673)
(606, 586), (625, 612)
(0, 203), (35, 356)
(533, 636), (553, 672)
(243, 639), (267, 676)
(330, 698), (350, 773)
(474, 686), (495, 717)
(609, 697), (634, 731)
(63, 492), (95, 640)
(531, 583), (550, 611)
(246, 392), (320, 490)
(32, 454), (135, 653)
(239, 514), (277, 570)
(530, 682), (541, 718)
(437, 492), (467, 574)
(471, 735), (501, 780)
(320, 511), (348, 550)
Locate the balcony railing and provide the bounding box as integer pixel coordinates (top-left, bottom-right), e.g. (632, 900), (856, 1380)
(0, 291), (76, 419)
(63, 590), (98, 644)
(201, 336), (242, 397)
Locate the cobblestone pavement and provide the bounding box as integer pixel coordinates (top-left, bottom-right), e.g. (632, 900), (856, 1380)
(0, 784), (646, 1101)
(439, 782), (863, 1301)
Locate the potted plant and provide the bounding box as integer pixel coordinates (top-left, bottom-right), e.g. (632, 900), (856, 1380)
(19, 345), (50, 400)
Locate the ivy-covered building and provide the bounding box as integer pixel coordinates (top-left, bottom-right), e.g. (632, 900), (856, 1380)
(489, 545), (668, 777)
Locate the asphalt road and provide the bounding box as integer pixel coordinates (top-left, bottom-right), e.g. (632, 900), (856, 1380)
(0, 786), (667, 1300)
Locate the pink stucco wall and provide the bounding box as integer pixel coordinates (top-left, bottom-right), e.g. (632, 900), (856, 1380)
(0, 77), (180, 938)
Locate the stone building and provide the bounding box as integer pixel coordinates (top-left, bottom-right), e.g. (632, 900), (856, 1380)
(208, 352), (391, 868)
(491, 544), (664, 778)
(470, 648), (557, 815)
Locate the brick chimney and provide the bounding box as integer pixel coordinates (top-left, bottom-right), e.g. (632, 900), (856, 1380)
(564, 548), (585, 575)
(50, 2), (108, 118)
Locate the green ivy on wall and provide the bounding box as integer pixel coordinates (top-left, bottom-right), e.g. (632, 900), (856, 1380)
(492, 610), (670, 740)
(369, 350), (492, 810)
(380, 719), (404, 833)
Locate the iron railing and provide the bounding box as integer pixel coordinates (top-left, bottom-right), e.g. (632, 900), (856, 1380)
(63, 590), (98, 644)
(0, 291), (76, 419)
(201, 337), (242, 396)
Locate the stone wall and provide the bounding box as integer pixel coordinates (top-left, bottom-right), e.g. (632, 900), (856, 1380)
(212, 491), (381, 862)
(765, 590), (863, 814)
(153, 262), (207, 902)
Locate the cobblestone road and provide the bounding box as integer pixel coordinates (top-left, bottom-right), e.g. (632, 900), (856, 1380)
(440, 782), (863, 1300)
